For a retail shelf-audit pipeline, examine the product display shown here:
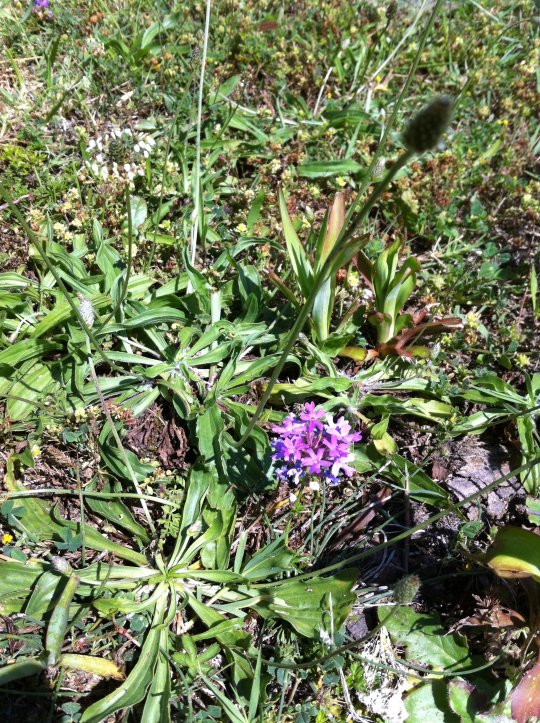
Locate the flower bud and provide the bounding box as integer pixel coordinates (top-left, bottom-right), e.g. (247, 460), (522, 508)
(392, 574), (421, 604)
(402, 96), (453, 153)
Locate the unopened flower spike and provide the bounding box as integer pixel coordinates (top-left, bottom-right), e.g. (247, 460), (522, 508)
(402, 96), (453, 153)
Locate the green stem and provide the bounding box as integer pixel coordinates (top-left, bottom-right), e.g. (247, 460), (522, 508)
(343, 0), (444, 226)
(235, 151), (412, 447)
(256, 454), (540, 588)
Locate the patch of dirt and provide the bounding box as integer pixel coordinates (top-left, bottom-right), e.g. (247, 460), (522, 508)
(0, 227), (28, 271)
(123, 402), (189, 470)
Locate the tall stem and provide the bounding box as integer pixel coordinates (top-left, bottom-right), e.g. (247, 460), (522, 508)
(187, 0), (212, 292)
(236, 151), (412, 447)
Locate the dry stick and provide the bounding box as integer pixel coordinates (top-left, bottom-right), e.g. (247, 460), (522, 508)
(255, 454), (540, 589)
(84, 335), (156, 534)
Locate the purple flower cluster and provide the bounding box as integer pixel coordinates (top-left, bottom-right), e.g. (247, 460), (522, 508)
(271, 402), (361, 486)
(34, 0), (50, 7)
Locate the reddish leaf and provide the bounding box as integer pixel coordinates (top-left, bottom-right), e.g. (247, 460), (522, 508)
(512, 656), (540, 723)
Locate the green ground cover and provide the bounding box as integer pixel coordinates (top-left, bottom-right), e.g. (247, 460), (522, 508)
(0, 0), (539, 720)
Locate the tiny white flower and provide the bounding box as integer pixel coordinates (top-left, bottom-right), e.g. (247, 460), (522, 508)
(124, 163), (131, 173)
(96, 153), (104, 164)
(309, 479), (320, 492)
(134, 143), (140, 153)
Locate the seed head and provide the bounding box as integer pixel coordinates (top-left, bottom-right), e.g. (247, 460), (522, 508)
(393, 574), (421, 604)
(78, 293), (95, 328)
(402, 96), (453, 153)
(50, 556), (73, 576)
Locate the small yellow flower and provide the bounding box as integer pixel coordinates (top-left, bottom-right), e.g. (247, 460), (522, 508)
(236, 223), (248, 234)
(502, 119), (509, 126)
(30, 444), (42, 458)
(2, 533), (13, 545)
(516, 353), (530, 368)
(336, 176), (347, 188)
(466, 311), (480, 329)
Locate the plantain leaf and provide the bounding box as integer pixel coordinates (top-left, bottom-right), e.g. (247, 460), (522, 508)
(252, 569), (356, 638)
(80, 594), (167, 723)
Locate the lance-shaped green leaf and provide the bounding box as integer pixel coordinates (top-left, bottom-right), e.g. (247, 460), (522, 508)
(80, 591), (168, 723)
(0, 659), (46, 686)
(4, 456), (148, 566)
(278, 189), (313, 299)
(312, 193), (345, 341)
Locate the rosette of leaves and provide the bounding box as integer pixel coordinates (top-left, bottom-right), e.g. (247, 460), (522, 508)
(0, 452), (356, 721)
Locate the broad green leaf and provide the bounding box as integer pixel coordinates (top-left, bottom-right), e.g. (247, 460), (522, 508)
(129, 196), (148, 229)
(5, 362), (59, 420)
(312, 193), (345, 341)
(80, 594), (167, 723)
(4, 457), (148, 566)
(85, 482), (151, 544)
(485, 526), (540, 582)
(448, 679), (477, 723)
(0, 559), (46, 604)
(380, 606), (469, 670)
(25, 570), (65, 618)
(404, 681), (459, 723)
(462, 374), (524, 406)
(0, 659), (46, 686)
(242, 537), (295, 581)
(0, 339), (61, 367)
(252, 569), (356, 638)
(141, 627), (171, 723)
